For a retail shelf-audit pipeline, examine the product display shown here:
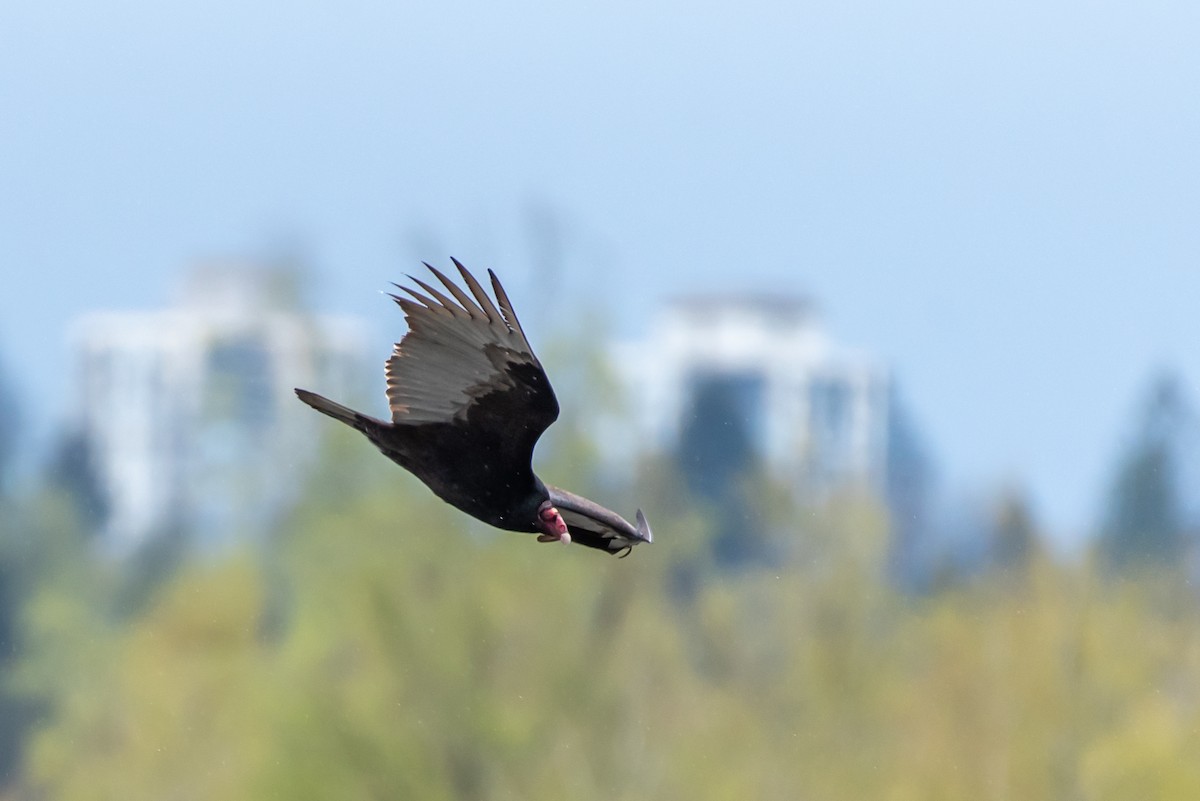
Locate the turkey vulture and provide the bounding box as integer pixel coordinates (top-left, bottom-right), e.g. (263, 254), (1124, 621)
(295, 260), (652, 557)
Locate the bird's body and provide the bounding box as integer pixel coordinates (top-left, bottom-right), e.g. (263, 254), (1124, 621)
(296, 390), (547, 533)
(295, 260), (652, 556)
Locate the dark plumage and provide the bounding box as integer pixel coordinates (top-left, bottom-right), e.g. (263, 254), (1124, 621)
(295, 259), (652, 556)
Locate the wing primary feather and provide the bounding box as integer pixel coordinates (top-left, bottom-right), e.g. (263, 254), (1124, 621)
(383, 260), (561, 435)
(408, 276), (469, 318)
(428, 264), (484, 320)
(453, 258), (504, 324)
(398, 285), (444, 312)
(396, 298), (430, 319)
(488, 269), (530, 342)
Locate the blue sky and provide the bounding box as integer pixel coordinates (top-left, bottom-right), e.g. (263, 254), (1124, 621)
(2, 0), (1198, 544)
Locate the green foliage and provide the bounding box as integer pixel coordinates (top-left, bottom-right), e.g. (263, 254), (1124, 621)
(0, 485), (112, 794)
(989, 488), (1042, 575)
(1099, 373), (1194, 569)
(23, 560), (268, 801)
(0, 354), (18, 497)
(9, 451), (1200, 801)
(5, 366), (1200, 800)
(1102, 443), (1182, 567)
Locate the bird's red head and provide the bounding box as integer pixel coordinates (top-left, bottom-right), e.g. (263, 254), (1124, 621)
(536, 501), (571, 543)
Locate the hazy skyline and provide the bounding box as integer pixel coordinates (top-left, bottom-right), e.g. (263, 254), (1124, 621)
(2, 0), (1198, 543)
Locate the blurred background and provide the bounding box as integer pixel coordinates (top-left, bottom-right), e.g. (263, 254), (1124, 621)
(2, 0), (1200, 798)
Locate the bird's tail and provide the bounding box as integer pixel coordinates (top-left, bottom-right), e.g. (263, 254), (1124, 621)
(294, 388), (384, 434)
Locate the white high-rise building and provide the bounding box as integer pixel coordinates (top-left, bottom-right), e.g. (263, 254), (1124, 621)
(71, 264), (367, 554)
(609, 294), (892, 498)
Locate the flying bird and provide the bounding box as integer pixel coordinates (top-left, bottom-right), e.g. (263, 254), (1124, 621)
(295, 260), (652, 557)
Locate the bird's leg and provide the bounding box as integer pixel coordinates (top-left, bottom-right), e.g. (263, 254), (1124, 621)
(536, 502), (571, 544)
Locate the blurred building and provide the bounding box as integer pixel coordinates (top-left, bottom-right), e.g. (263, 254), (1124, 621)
(607, 292), (935, 571)
(71, 264), (367, 555)
(611, 294), (897, 498)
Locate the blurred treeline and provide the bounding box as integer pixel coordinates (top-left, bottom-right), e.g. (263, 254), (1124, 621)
(1, 355), (1199, 800)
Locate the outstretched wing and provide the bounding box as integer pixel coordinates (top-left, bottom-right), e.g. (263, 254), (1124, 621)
(385, 260), (559, 462)
(548, 486), (653, 557)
